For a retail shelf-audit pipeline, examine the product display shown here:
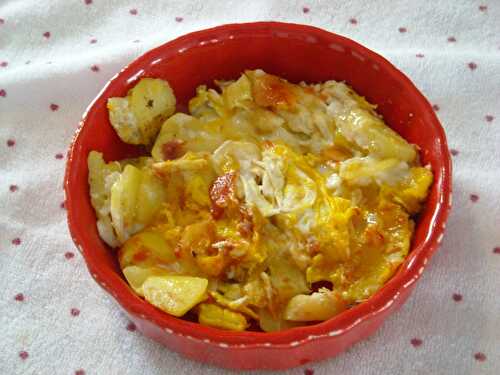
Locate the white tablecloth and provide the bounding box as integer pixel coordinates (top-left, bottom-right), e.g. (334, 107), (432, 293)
(1, 1), (499, 374)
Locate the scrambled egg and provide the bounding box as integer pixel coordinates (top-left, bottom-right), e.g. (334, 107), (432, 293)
(88, 70), (432, 331)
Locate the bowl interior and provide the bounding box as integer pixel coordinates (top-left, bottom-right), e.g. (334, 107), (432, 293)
(65, 22), (451, 345)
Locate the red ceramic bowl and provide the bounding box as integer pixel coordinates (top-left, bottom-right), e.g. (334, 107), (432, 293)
(64, 22), (452, 370)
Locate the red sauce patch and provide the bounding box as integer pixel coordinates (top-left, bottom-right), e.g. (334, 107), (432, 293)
(209, 172), (237, 219)
(132, 249), (150, 263)
(161, 139), (185, 160)
(253, 74), (296, 109)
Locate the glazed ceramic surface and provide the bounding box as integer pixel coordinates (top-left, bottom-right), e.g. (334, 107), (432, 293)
(64, 22), (451, 370)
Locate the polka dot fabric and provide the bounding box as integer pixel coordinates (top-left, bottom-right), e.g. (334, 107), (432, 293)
(0, 1), (499, 374)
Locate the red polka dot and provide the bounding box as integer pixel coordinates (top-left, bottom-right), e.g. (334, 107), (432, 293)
(485, 115), (494, 122)
(12, 238), (21, 245)
(65, 251), (75, 259)
(302, 6), (310, 14)
(415, 53), (424, 58)
(452, 293), (463, 302)
(0, 61), (7, 67)
(9, 184), (18, 192)
(70, 308), (80, 317)
(398, 27), (407, 33)
(55, 153), (64, 159)
(90, 65), (100, 72)
(0, 18), (4, 25)
(410, 338), (422, 347)
(175, 16), (183, 22)
(7, 139), (15, 147)
(474, 352), (486, 362)
(468, 62), (477, 71)
(60, 201), (66, 209)
(50, 103), (59, 111)
(90, 38), (97, 44)
(349, 18), (358, 25)
(448, 36), (456, 43)
(84, 0), (92, 4)
(0, 89), (6, 97)
(432, 104), (440, 111)
(304, 369), (314, 375)
(14, 293), (25, 302)
(126, 322), (137, 331)
(75, 370), (86, 375)
(470, 194), (479, 202)
(478, 5), (487, 12)
(129, 8), (138, 15)
(450, 149), (459, 156)
(19, 351), (29, 360)
(43, 31), (51, 39)
(493, 247), (500, 254)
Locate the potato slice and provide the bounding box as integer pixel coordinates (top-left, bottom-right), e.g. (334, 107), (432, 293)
(142, 276), (208, 317)
(284, 290), (346, 321)
(87, 151), (122, 247)
(198, 303), (248, 331)
(119, 230), (177, 268)
(122, 266), (167, 296)
(108, 78), (176, 145)
(258, 308), (301, 332)
(110, 164), (143, 243)
(135, 169), (167, 225)
(151, 113), (226, 161)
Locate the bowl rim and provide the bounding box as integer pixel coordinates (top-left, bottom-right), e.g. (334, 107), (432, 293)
(64, 21), (452, 349)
